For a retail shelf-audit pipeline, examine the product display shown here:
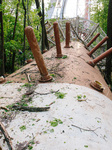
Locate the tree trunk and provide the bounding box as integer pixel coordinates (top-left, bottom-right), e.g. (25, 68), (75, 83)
(22, 0), (27, 63)
(27, 0), (30, 26)
(0, 0), (5, 76)
(105, 0), (112, 85)
(12, 0), (20, 72)
(35, 0), (49, 52)
(41, 0), (45, 52)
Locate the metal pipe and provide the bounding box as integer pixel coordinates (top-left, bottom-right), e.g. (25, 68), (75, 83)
(87, 47), (112, 67)
(64, 22), (71, 48)
(85, 23), (99, 42)
(53, 22), (63, 58)
(86, 33), (100, 47)
(25, 26), (52, 82)
(88, 36), (108, 57)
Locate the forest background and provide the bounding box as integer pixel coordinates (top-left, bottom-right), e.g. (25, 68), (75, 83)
(0, 0), (112, 86)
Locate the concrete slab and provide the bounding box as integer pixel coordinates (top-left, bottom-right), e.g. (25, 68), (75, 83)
(0, 83), (112, 150)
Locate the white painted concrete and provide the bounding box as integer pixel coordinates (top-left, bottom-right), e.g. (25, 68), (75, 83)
(0, 83), (112, 149)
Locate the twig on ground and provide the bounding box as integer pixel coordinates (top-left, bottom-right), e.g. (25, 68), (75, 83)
(0, 107), (9, 111)
(31, 64), (36, 66)
(25, 90), (34, 95)
(0, 97), (13, 99)
(48, 101), (55, 106)
(24, 72), (31, 83)
(0, 122), (14, 150)
(71, 124), (101, 136)
(34, 90), (59, 95)
(77, 99), (87, 102)
(21, 134), (35, 150)
(54, 73), (64, 78)
(12, 105), (50, 112)
(11, 68), (30, 77)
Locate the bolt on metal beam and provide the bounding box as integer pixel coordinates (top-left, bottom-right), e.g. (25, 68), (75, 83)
(64, 22), (71, 48)
(86, 33), (100, 47)
(87, 36), (108, 57)
(25, 26), (52, 82)
(87, 47), (112, 67)
(53, 22), (63, 58)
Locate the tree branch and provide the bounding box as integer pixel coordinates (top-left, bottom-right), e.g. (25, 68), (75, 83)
(12, 105), (50, 112)
(71, 124), (101, 136)
(34, 90), (59, 95)
(0, 122), (14, 150)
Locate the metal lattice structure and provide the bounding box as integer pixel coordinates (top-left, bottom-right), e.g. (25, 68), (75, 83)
(44, 0), (108, 73)
(46, 17), (107, 72)
(45, 0), (91, 20)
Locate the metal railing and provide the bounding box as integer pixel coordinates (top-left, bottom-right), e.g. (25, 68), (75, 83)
(46, 17), (108, 71)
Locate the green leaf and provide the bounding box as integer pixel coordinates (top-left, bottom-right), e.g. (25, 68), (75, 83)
(50, 74), (56, 77)
(55, 92), (67, 99)
(50, 118), (63, 127)
(62, 55), (67, 59)
(44, 131), (47, 134)
(84, 145), (88, 148)
(17, 88), (21, 92)
(77, 95), (82, 100)
(19, 125), (26, 131)
(50, 129), (54, 133)
(50, 121), (58, 127)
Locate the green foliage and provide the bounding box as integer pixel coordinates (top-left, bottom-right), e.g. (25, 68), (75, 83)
(21, 83), (33, 88)
(1, 0), (42, 73)
(45, 2), (56, 15)
(84, 145), (88, 148)
(17, 88), (21, 92)
(76, 94), (86, 100)
(5, 81), (13, 84)
(4, 40), (20, 52)
(55, 92), (67, 99)
(28, 145), (33, 150)
(50, 118), (63, 127)
(19, 125), (26, 131)
(90, 0), (109, 33)
(50, 74), (56, 77)
(50, 129), (54, 133)
(62, 55), (67, 59)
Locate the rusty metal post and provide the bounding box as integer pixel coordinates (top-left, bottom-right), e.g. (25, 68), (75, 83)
(86, 33), (100, 47)
(53, 22), (63, 58)
(64, 22), (70, 48)
(25, 26), (52, 82)
(87, 47), (112, 67)
(87, 36), (108, 57)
